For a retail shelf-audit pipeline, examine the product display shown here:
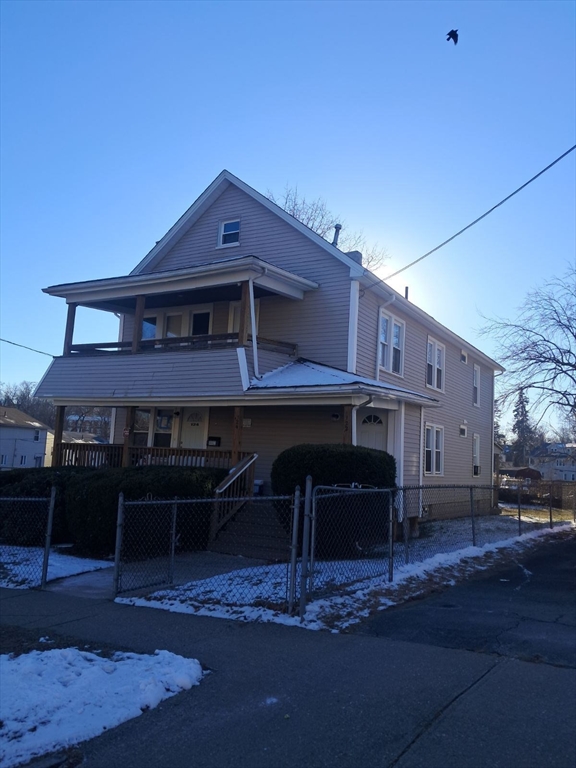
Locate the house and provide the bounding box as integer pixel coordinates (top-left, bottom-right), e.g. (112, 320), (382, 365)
(529, 443), (576, 482)
(35, 170), (502, 493)
(0, 407), (50, 470)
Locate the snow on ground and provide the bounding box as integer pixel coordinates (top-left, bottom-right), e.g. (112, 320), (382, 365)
(0, 647), (203, 768)
(0, 546), (110, 589)
(117, 518), (575, 632)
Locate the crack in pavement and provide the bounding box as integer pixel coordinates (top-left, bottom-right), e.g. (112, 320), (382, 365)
(388, 661), (501, 768)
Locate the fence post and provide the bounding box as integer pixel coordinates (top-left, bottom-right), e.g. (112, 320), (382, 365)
(113, 492), (125, 597)
(517, 485), (522, 536)
(169, 498), (178, 585)
(288, 486), (301, 614)
(388, 490), (394, 583)
(41, 486), (57, 589)
(470, 486), (476, 547)
(299, 475), (313, 622)
(549, 482), (553, 529)
(402, 491), (409, 565)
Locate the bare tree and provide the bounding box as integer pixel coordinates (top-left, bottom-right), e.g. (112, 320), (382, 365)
(0, 381), (57, 428)
(267, 185), (389, 272)
(482, 266), (576, 422)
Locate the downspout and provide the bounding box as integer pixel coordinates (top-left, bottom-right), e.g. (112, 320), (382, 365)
(419, 406), (425, 486)
(352, 395), (373, 446)
(249, 278), (260, 379)
(375, 294), (396, 379)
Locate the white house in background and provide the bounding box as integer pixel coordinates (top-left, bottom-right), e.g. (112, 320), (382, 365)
(0, 407), (50, 470)
(529, 443), (576, 482)
(35, 170), (503, 491)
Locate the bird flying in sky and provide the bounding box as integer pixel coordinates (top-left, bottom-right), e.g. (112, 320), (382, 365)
(446, 29), (458, 45)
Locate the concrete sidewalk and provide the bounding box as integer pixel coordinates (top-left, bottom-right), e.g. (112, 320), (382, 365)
(1, 536), (575, 768)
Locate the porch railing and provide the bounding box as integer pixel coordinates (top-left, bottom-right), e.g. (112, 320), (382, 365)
(210, 453), (258, 542)
(68, 334), (297, 356)
(56, 442), (245, 470)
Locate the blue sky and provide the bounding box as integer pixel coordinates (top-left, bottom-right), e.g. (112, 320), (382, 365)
(1, 0), (574, 431)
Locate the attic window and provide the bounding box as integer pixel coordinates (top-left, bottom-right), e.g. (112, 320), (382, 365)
(218, 220), (240, 247)
(460, 350), (468, 364)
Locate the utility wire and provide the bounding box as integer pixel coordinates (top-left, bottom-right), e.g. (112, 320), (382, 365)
(371, 144), (576, 286)
(0, 338), (54, 357)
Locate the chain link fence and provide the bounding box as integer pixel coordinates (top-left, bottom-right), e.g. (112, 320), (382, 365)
(498, 480), (576, 532)
(115, 494), (295, 611)
(0, 489), (56, 589)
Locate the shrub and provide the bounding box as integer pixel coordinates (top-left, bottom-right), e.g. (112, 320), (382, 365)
(0, 467), (92, 545)
(271, 444), (396, 559)
(65, 466), (227, 557)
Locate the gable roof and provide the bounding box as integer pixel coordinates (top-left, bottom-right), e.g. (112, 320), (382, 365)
(0, 407), (51, 431)
(130, 170), (365, 277)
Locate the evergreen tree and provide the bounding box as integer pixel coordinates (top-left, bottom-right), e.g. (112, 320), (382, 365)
(510, 390), (536, 466)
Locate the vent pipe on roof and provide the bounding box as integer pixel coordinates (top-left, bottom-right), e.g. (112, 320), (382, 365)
(405, 286), (409, 300)
(332, 223), (342, 246)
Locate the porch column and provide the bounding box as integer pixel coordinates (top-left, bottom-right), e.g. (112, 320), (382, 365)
(63, 303), (77, 356)
(121, 406), (136, 467)
(132, 295), (146, 353)
(342, 405), (353, 445)
(52, 406), (66, 467)
(237, 281), (251, 347)
(231, 406), (244, 464)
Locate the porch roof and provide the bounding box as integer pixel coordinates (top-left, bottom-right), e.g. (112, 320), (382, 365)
(43, 255), (319, 312)
(247, 359), (440, 407)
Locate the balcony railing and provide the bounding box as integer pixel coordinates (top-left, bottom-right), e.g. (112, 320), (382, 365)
(55, 443), (247, 470)
(68, 334), (297, 356)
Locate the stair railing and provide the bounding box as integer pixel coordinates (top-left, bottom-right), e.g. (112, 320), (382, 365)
(209, 453), (258, 542)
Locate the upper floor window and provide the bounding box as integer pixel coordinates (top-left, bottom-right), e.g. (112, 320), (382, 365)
(473, 364), (481, 406)
(425, 424), (444, 475)
(218, 220), (240, 247)
(426, 337), (445, 391)
(460, 350), (468, 364)
(33, 429), (40, 442)
(379, 311), (404, 376)
(190, 310), (211, 336)
(141, 316), (158, 340)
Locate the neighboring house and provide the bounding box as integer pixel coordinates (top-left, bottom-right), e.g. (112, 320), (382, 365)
(44, 431), (106, 467)
(529, 443), (576, 482)
(0, 407), (50, 470)
(35, 170), (502, 492)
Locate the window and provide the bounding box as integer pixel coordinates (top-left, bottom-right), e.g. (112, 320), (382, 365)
(165, 315), (182, 338)
(34, 455), (43, 468)
(228, 300), (260, 333)
(459, 425), (468, 438)
(379, 311), (404, 375)
(0, 455), (7, 466)
(133, 409), (151, 447)
(473, 364), (480, 406)
(154, 409), (173, 448)
(460, 350), (468, 364)
(141, 316), (157, 340)
(33, 429), (40, 442)
(218, 220), (240, 247)
(20, 455), (27, 466)
(426, 337), (445, 391)
(425, 424), (444, 475)
(473, 433), (481, 476)
(190, 311), (211, 336)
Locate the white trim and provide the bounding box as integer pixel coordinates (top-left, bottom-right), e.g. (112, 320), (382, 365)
(425, 336), (445, 393)
(473, 433), (481, 476)
(473, 364), (481, 407)
(347, 280), (359, 373)
(424, 422), (444, 476)
(378, 309), (405, 378)
(248, 278), (260, 379)
(217, 218), (241, 248)
(397, 402), (405, 486)
(419, 407), (424, 485)
(237, 348), (250, 391)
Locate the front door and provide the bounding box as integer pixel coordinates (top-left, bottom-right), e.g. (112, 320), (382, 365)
(357, 409), (388, 451)
(179, 407), (209, 449)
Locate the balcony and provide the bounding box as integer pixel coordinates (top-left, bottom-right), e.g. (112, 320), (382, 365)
(56, 442), (249, 470)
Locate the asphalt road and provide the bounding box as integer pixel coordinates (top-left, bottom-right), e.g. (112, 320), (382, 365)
(1, 531), (575, 768)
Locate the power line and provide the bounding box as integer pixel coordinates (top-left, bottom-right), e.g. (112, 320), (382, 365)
(0, 338), (54, 358)
(368, 144), (576, 287)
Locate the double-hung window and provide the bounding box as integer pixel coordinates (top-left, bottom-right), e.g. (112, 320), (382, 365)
(425, 424), (444, 475)
(426, 337), (445, 391)
(473, 364), (480, 406)
(218, 220), (240, 247)
(473, 433), (481, 476)
(379, 311), (404, 376)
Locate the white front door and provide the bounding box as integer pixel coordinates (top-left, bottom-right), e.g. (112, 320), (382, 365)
(179, 407), (209, 449)
(357, 409), (388, 451)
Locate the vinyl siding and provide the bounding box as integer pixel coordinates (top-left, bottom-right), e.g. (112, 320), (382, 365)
(35, 350), (245, 400)
(403, 404), (422, 486)
(144, 185), (351, 369)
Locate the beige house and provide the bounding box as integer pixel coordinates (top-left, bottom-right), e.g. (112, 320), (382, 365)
(35, 170), (502, 491)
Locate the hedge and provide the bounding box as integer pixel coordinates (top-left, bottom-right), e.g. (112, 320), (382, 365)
(271, 444), (396, 559)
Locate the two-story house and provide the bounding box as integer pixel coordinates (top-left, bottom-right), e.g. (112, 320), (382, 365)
(529, 443), (576, 482)
(0, 407), (50, 470)
(35, 170), (502, 491)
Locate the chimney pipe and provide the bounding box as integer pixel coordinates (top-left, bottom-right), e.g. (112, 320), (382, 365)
(332, 223), (342, 246)
(404, 286), (409, 300)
